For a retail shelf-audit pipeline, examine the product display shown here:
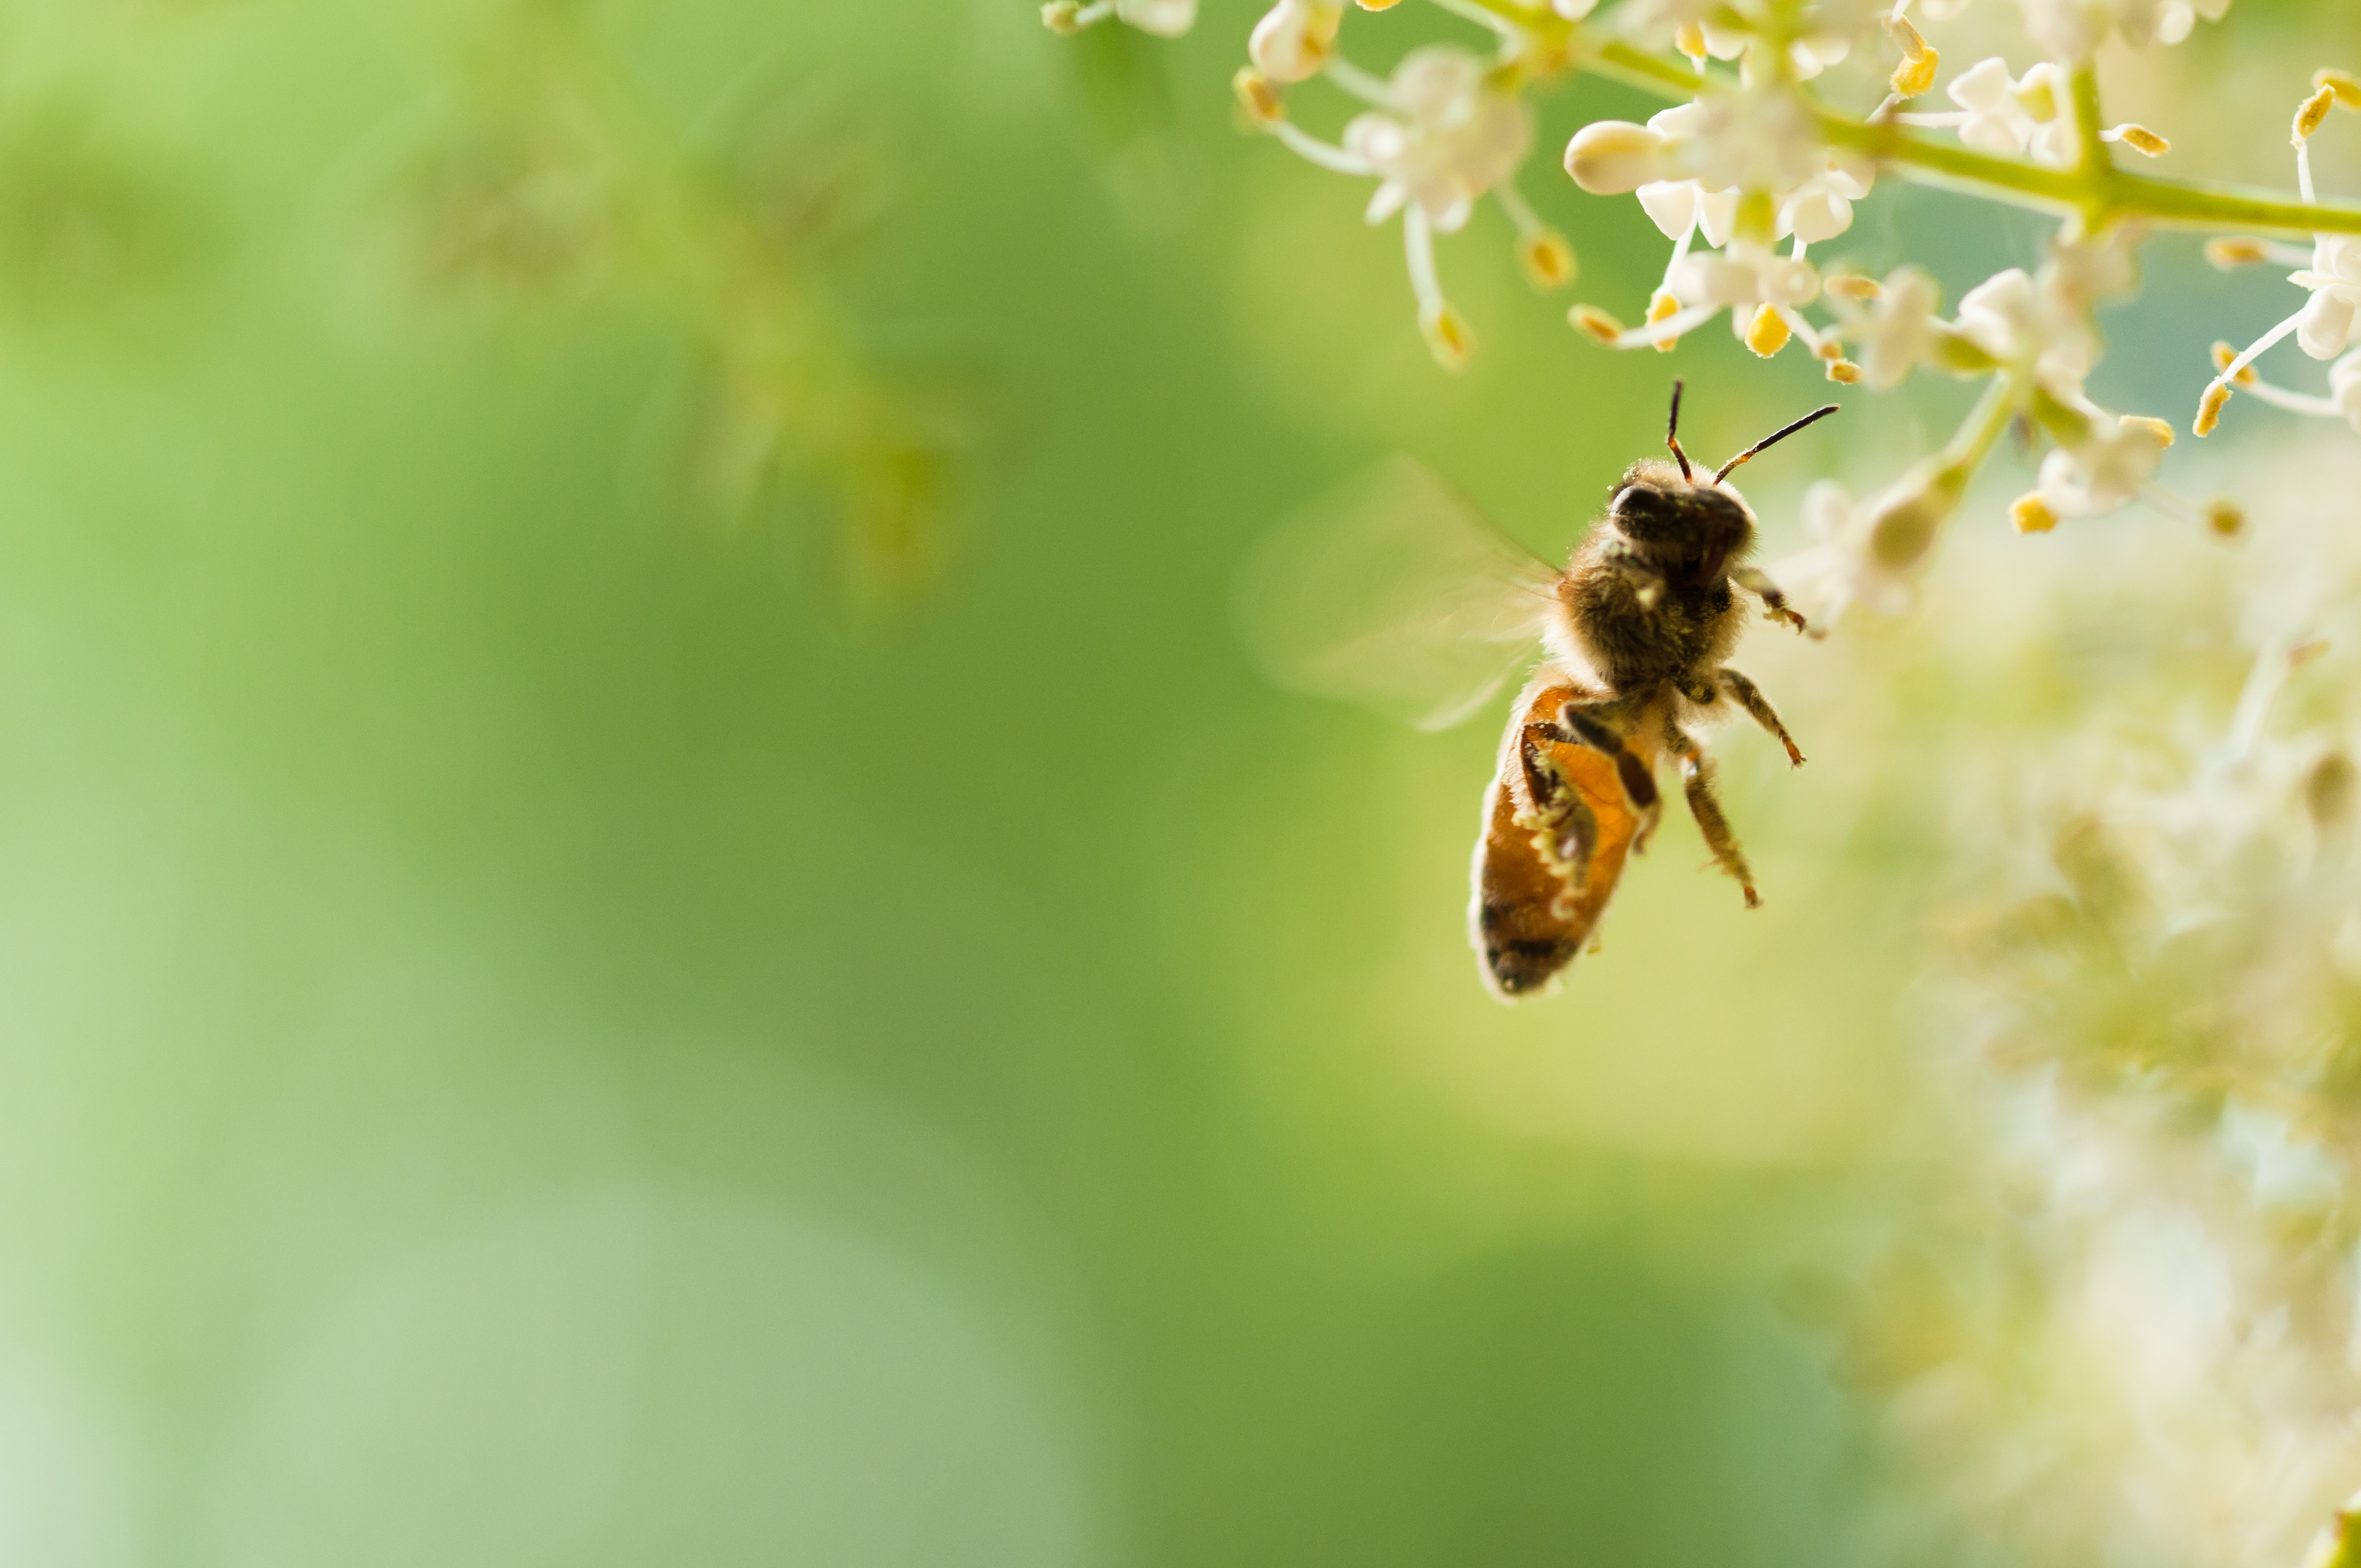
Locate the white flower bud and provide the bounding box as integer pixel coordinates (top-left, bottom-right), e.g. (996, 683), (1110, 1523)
(1781, 183), (1852, 243)
(1636, 181), (1738, 247)
(2299, 286), (2357, 360)
(1115, 0), (1197, 34)
(1564, 121), (1667, 195)
(1864, 477), (1952, 571)
(2331, 350), (2361, 432)
(1249, 0), (1341, 84)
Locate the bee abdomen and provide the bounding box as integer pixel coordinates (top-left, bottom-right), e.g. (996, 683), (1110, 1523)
(1478, 926), (1583, 996)
(1469, 681), (1649, 1001)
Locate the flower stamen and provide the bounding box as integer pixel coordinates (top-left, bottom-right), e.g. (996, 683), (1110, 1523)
(1267, 119), (1377, 176)
(2102, 123), (2170, 156)
(2195, 308), (2308, 434)
(1495, 183), (1577, 288)
(1323, 56), (1401, 108)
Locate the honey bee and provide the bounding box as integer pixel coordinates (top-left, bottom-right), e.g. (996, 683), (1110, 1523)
(1235, 383), (1836, 999)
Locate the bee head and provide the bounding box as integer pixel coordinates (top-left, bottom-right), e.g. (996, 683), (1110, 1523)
(1601, 382), (1841, 589)
(1605, 464), (1756, 588)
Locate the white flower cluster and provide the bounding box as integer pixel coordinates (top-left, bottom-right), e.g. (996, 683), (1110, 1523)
(1101, 0), (2294, 636)
(1046, 0), (2263, 464)
(1564, 87), (1875, 361)
(1026, 0), (2355, 643)
(1804, 466), (2361, 1568)
(1765, 232), (2199, 628)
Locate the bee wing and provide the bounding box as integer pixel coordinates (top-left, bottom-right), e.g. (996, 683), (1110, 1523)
(1233, 454), (1562, 733)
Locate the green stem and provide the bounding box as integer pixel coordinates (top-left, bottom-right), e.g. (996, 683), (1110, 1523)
(1945, 377), (2017, 473)
(1816, 112), (2087, 210)
(1827, 106), (2361, 233)
(2069, 65), (2110, 183)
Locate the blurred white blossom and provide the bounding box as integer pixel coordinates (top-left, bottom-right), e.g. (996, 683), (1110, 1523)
(1343, 47), (1531, 232)
(2017, 0), (2230, 60)
(2028, 413), (2173, 517)
(1955, 264), (2097, 395)
(1829, 267), (1942, 388)
(1797, 443), (2361, 1568)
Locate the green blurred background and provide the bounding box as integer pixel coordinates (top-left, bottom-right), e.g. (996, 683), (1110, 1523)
(0, 0), (2348, 1560)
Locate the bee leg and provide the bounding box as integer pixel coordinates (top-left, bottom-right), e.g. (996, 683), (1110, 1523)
(1718, 667), (1805, 767)
(1518, 736), (1597, 894)
(1548, 702), (1664, 850)
(1731, 565), (1811, 635)
(1666, 726), (1759, 908)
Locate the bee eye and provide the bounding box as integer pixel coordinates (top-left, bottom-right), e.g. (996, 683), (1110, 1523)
(1609, 486), (1638, 516)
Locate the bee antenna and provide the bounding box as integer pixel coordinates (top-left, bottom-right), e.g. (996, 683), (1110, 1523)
(1713, 403), (1841, 484)
(1666, 380), (1694, 482)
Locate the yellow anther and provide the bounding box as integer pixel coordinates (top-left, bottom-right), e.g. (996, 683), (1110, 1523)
(1891, 48), (1939, 99)
(2316, 68), (2361, 109)
(1744, 303), (1792, 358)
(1356, 0), (1404, 8)
(1421, 303), (1476, 371)
(1826, 358), (1863, 384)
(1520, 231), (1577, 290)
(2010, 493), (2060, 533)
(2210, 341), (2259, 385)
(1041, 0), (1083, 32)
(2205, 236), (2272, 269)
(1569, 304), (1625, 344)
(2121, 414), (2175, 449)
(1673, 20), (1706, 59)
(1233, 68), (1284, 124)
(1886, 15), (1937, 97)
(1825, 272), (1882, 302)
(1645, 289), (1681, 352)
(2296, 85), (2337, 144)
(2111, 123), (2169, 156)
(2194, 380), (2232, 437)
(2204, 497), (2247, 538)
